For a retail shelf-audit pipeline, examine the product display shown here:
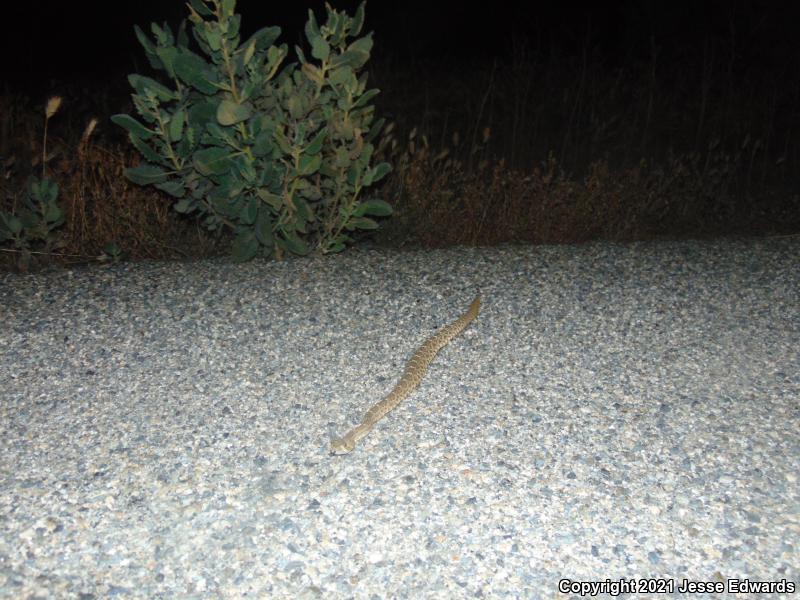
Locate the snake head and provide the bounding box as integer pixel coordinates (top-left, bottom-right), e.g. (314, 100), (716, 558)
(330, 437), (355, 455)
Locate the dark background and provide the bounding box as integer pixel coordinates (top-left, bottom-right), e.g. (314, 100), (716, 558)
(4, 1), (798, 90)
(2, 0), (799, 249)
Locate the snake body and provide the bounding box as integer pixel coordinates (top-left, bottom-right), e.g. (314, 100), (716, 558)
(330, 296), (481, 454)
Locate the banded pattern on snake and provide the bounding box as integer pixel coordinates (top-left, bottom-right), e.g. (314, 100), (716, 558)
(330, 296), (481, 454)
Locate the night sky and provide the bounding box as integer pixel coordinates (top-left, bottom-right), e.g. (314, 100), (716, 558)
(3, 1), (798, 90)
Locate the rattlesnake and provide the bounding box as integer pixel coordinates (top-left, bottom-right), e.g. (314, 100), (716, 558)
(330, 295), (481, 454)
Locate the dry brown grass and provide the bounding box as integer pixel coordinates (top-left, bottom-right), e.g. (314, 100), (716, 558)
(370, 124), (798, 251)
(1, 76), (797, 272)
(1, 94), (226, 270)
(52, 142), (226, 263)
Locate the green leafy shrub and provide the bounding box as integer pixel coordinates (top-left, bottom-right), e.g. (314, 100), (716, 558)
(0, 178), (64, 250)
(112, 0), (392, 261)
